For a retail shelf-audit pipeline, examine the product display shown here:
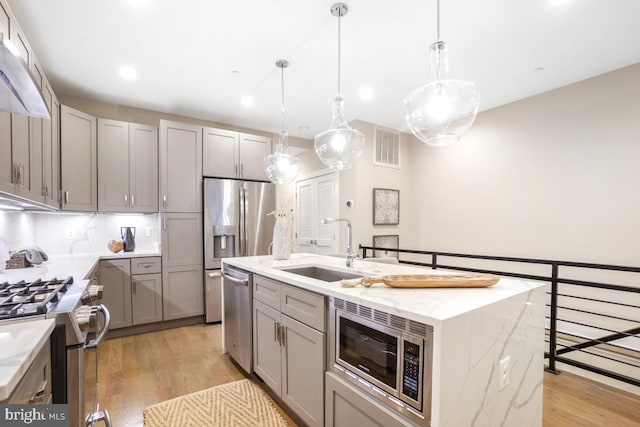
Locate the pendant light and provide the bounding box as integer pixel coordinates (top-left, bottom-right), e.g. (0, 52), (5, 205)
(264, 59), (301, 184)
(314, 3), (365, 170)
(403, 0), (479, 147)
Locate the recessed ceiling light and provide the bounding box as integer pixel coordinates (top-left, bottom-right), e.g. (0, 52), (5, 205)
(119, 66), (137, 80)
(548, 0), (573, 7)
(231, 70), (241, 75)
(125, 0), (150, 7)
(359, 87), (374, 101)
(298, 125), (310, 131)
(241, 96), (254, 107)
(534, 66), (545, 73)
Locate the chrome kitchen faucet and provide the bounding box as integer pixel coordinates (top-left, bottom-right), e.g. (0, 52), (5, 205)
(321, 217), (356, 268)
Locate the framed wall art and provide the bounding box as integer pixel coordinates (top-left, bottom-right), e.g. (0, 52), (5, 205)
(373, 235), (399, 259)
(373, 188), (399, 225)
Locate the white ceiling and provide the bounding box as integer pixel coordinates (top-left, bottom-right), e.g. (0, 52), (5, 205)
(7, 0), (640, 140)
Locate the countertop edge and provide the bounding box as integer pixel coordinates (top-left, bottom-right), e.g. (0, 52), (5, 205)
(0, 318), (56, 401)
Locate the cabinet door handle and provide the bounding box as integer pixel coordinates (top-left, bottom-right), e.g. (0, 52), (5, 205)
(141, 263), (152, 268)
(163, 218), (167, 230)
(278, 324), (286, 347)
(162, 194), (167, 208)
(20, 163), (25, 185)
(124, 194), (128, 207)
(64, 191), (69, 204)
(274, 322), (279, 343)
(132, 280), (136, 295)
(131, 194), (135, 209)
(240, 163), (244, 177)
(29, 380), (47, 403)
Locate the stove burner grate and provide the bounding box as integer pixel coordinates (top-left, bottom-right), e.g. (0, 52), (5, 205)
(0, 276), (74, 320)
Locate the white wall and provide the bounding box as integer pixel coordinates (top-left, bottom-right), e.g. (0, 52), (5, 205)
(296, 120), (417, 255)
(410, 63), (640, 266)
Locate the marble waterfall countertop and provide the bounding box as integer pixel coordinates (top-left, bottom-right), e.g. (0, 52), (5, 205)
(0, 318), (55, 401)
(222, 253), (546, 325)
(0, 250), (161, 400)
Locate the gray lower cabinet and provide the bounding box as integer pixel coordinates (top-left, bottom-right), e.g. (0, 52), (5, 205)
(253, 275), (325, 427)
(162, 265), (203, 320)
(99, 257), (163, 329)
(325, 372), (410, 427)
(132, 273), (163, 325)
(99, 259), (132, 329)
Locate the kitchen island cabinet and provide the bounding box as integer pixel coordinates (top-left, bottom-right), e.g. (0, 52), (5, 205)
(223, 254), (546, 427)
(253, 275), (325, 427)
(202, 127), (271, 180)
(60, 105), (97, 211)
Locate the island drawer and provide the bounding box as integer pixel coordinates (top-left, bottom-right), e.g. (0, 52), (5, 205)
(254, 275), (282, 309)
(131, 257), (162, 274)
(281, 284), (325, 332)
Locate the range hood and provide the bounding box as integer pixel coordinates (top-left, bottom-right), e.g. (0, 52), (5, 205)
(0, 192), (56, 212)
(0, 32), (50, 119)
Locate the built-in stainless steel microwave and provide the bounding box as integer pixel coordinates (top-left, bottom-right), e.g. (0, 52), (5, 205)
(329, 297), (433, 426)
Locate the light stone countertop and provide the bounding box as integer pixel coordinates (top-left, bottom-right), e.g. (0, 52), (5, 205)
(0, 250), (162, 283)
(222, 253), (546, 325)
(0, 318), (55, 401)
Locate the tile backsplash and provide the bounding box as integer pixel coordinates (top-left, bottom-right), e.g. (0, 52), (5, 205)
(0, 211), (161, 255)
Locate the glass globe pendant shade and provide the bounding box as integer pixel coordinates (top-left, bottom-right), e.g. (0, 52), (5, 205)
(264, 131), (301, 184)
(314, 95), (365, 170)
(404, 41), (479, 147)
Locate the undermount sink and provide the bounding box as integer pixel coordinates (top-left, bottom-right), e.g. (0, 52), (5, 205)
(280, 266), (363, 282)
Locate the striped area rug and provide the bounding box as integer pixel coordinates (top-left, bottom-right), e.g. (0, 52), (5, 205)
(143, 379), (290, 427)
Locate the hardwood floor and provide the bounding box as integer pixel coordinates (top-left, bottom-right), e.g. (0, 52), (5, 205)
(95, 323), (640, 427)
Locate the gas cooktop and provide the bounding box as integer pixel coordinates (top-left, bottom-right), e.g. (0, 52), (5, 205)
(0, 277), (73, 320)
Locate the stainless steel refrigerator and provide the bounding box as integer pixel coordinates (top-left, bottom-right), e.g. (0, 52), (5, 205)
(203, 178), (275, 323)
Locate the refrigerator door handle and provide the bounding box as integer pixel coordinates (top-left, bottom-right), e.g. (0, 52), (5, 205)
(239, 187), (245, 256)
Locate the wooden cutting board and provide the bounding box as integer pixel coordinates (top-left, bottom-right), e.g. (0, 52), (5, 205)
(341, 273), (499, 288)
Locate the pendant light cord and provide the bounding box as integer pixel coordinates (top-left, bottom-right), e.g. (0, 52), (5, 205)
(337, 11), (342, 96)
(280, 65), (286, 133)
(436, 0), (441, 41)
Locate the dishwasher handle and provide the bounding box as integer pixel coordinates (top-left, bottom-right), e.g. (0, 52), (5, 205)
(221, 271), (249, 286)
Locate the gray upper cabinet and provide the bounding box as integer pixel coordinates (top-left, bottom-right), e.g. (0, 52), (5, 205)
(0, 0), (57, 208)
(159, 120), (202, 213)
(41, 80), (58, 208)
(98, 119), (158, 213)
(0, 112), (11, 193)
(60, 105), (97, 211)
(203, 127), (271, 181)
(129, 123), (159, 213)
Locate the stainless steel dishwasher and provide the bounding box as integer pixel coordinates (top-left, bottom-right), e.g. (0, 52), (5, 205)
(222, 265), (252, 373)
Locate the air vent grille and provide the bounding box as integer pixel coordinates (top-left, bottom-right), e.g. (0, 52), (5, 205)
(346, 301), (358, 314)
(331, 299), (432, 338)
(373, 310), (389, 325)
(409, 321), (428, 337)
(374, 126), (400, 168)
(359, 305), (372, 319)
(390, 315), (406, 330)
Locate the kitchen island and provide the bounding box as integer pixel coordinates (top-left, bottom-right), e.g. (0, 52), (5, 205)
(223, 253), (546, 427)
